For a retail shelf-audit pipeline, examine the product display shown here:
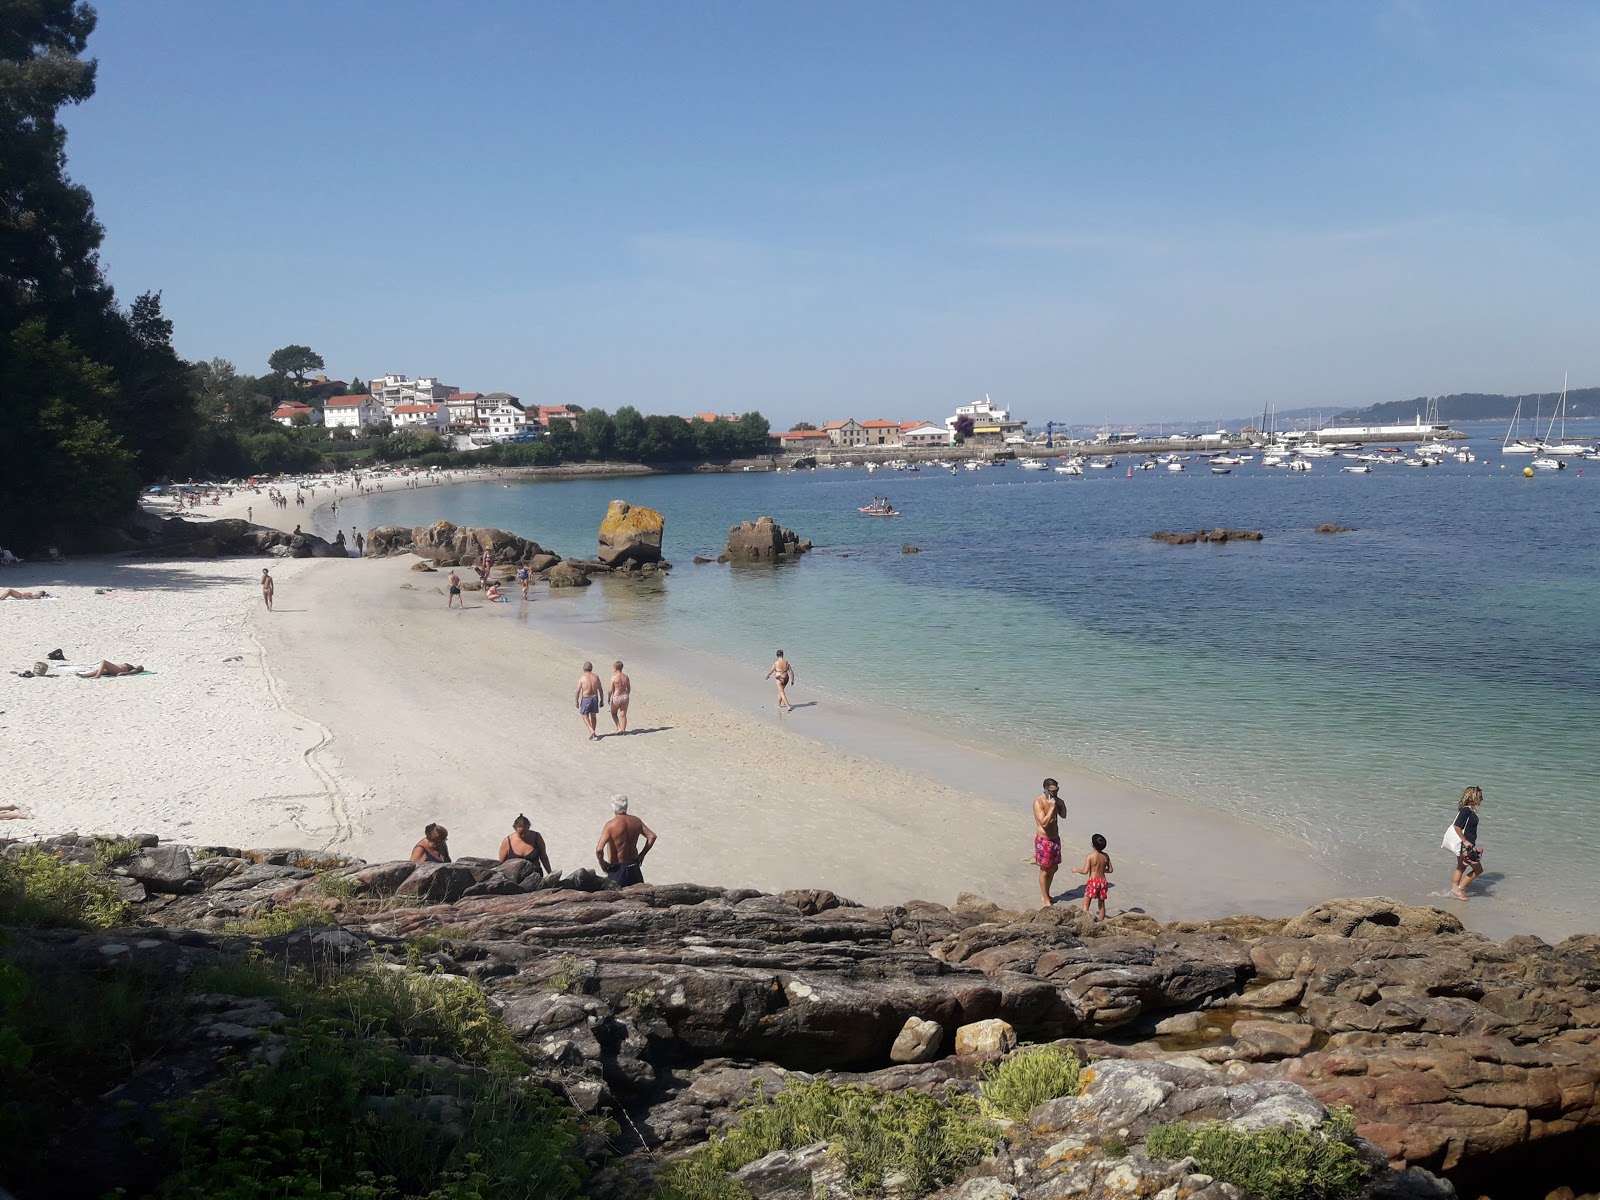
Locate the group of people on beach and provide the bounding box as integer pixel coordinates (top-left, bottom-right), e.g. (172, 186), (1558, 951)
(575, 660), (632, 739)
(409, 795), (658, 888)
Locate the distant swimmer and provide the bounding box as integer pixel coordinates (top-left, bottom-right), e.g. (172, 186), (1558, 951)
(1072, 833), (1113, 920)
(765, 650), (795, 712)
(595, 794), (656, 886)
(1033, 778), (1065, 907)
(609, 660), (631, 735)
(260, 569), (274, 612)
(576, 660), (605, 740)
(411, 823), (451, 864)
(446, 569), (463, 609)
(499, 814), (551, 873)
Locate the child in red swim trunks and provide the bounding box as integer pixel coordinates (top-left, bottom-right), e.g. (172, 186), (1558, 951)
(1073, 833), (1113, 920)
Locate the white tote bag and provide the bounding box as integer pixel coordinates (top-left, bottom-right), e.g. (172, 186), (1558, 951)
(1442, 823), (1463, 854)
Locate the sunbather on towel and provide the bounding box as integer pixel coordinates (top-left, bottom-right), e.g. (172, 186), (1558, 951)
(79, 660), (145, 678)
(1, 589), (48, 600)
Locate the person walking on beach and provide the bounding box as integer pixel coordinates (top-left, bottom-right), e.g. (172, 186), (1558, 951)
(499, 814), (551, 873)
(355, 531), (365, 556)
(765, 650), (795, 711)
(609, 660), (632, 735)
(1073, 833), (1113, 920)
(411, 824), (451, 864)
(1033, 778), (1065, 907)
(1450, 786), (1486, 900)
(260, 568), (274, 612)
(446, 569), (463, 609)
(517, 562), (531, 600)
(247, 505), (253, 522)
(595, 795), (656, 886)
(576, 661), (605, 740)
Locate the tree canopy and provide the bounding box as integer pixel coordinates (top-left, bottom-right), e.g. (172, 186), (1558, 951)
(267, 344), (325, 386)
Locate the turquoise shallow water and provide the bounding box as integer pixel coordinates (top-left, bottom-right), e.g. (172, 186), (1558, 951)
(331, 428), (1600, 937)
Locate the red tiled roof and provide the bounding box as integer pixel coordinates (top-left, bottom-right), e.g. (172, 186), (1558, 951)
(324, 395), (370, 407)
(900, 421), (923, 431)
(779, 429), (830, 440)
(860, 419), (901, 428)
(448, 392), (483, 402)
(392, 404), (441, 414)
(823, 420), (851, 429)
(272, 402), (312, 414)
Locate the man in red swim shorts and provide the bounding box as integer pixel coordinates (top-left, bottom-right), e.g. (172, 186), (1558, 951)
(1032, 778), (1065, 907)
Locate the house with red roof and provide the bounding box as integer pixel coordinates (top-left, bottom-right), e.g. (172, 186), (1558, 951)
(391, 403), (448, 431)
(777, 429), (832, 448)
(323, 394), (385, 431)
(270, 401), (319, 427)
(536, 404), (583, 430)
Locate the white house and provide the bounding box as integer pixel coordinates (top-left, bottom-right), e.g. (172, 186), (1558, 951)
(478, 392), (528, 437)
(322, 393), (386, 431)
(946, 394), (1027, 443)
(901, 423), (953, 448)
(391, 403), (448, 431)
(371, 374), (457, 413)
(270, 401), (320, 427)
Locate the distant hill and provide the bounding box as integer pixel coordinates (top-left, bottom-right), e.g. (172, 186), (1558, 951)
(1334, 388), (1599, 425)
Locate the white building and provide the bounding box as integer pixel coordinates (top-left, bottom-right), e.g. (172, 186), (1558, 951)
(391, 403), (448, 431)
(445, 392), (484, 426)
(824, 419), (867, 447)
(901, 423), (953, 448)
(371, 374), (457, 413)
(270, 401), (319, 427)
(478, 392), (528, 437)
(322, 393), (386, 431)
(946, 394), (1027, 442)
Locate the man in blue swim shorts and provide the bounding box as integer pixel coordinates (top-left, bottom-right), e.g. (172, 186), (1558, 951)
(575, 660), (605, 741)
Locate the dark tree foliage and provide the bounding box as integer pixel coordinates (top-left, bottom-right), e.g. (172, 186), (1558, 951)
(0, 1), (197, 550)
(267, 344), (325, 386)
(952, 414), (974, 443)
(789, 421), (817, 431)
(1336, 388), (1600, 425)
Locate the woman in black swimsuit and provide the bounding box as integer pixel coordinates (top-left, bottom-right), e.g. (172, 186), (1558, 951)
(498, 814), (551, 873)
(410, 823), (451, 864)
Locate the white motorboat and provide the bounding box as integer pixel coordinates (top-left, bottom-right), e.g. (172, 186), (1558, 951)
(1165, 461), (1185, 472)
(1532, 457), (1566, 470)
(1135, 459), (1157, 470)
(1289, 459), (1312, 472)
(1209, 455), (1243, 465)
(1262, 455), (1285, 467)
(1089, 458), (1115, 469)
(963, 461), (983, 471)
(1340, 465), (1371, 473)
(1455, 451), (1475, 462)
(1018, 459), (1048, 471)
(1054, 462), (1083, 476)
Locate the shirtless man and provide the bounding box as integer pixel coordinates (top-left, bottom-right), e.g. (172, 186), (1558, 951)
(609, 660), (632, 735)
(446, 569), (463, 609)
(594, 795), (656, 886)
(260, 569), (274, 612)
(576, 660), (605, 740)
(765, 650), (795, 712)
(1032, 778), (1066, 907)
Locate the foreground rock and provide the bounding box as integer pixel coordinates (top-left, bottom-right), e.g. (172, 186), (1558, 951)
(597, 500), (664, 566)
(1150, 528), (1265, 545)
(131, 516), (339, 559)
(7, 834), (1600, 1198)
(720, 516), (813, 562)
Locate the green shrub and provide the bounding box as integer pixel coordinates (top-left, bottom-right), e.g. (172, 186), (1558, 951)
(161, 1018), (585, 1200)
(223, 902), (330, 937)
(316, 873), (358, 900)
(658, 1078), (996, 1200)
(92, 838), (142, 869)
(978, 1045), (1082, 1121)
(0, 849), (130, 929)
(1144, 1108), (1370, 1200)
(324, 966), (525, 1072)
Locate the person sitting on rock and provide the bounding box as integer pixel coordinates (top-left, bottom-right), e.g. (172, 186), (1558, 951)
(499, 814), (551, 873)
(411, 823), (451, 864)
(595, 795), (655, 886)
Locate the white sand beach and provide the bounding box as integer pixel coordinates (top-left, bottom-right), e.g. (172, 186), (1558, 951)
(11, 480), (1524, 926)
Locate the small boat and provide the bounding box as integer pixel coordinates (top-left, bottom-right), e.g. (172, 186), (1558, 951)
(1340, 465), (1371, 473)
(1531, 457), (1566, 471)
(1055, 460), (1083, 476)
(1262, 455), (1285, 467)
(1210, 466), (1232, 475)
(1018, 459), (1048, 471)
(1289, 459), (1311, 472)
(1209, 455), (1243, 465)
(1089, 458), (1115, 469)
(1166, 462), (1185, 472)
(1135, 459), (1156, 470)
(858, 504), (900, 515)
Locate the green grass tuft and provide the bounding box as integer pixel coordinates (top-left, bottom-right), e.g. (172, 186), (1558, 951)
(978, 1045), (1082, 1122)
(0, 849), (130, 929)
(1144, 1108), (1371, 1200)
(658, 1078), (996, 1200)
(222, 901), (330, 937)
(91, 838), (142, 869)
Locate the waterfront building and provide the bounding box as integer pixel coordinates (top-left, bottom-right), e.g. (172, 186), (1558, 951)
(778, 429), (832, 449)
(901, 423), (954, 448)
(322, 394), (386, 431)
(479, 393), (529, 437)
(370, 374), (457, 412)
(391, 403), (448, 431)
(536, 404), (583, 430)
(859, 419), (905, 446)
(445, 393), (484, 426)
(825, 419), (867, 447)
(946, 395), (1026, 444)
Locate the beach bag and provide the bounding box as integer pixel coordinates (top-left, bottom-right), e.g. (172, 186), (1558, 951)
(1442, 823), (1462, 854)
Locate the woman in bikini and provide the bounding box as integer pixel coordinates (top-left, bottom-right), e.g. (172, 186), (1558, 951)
(410, 823), (451, 864)
(498, 814), (551, 873)
(765, 650), (795, 712)
(609, 660), (632, 735)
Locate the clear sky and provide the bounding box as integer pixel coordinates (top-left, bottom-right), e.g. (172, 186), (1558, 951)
(62, 1), (1600, 427)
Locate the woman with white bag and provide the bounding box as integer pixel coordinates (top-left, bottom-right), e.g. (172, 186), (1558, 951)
(1445, 786), (1485, 900)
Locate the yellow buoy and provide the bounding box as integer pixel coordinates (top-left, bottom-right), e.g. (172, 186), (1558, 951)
(1524, 466), (1535, 478)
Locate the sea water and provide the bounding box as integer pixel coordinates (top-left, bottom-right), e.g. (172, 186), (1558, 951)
(333, 423), (1600, 937)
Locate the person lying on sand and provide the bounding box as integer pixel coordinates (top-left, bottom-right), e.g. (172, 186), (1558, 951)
(1, 589), (49, 600)
(78, 661), (145, 678)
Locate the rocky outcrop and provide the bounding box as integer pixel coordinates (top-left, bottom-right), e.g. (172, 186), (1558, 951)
(366, 521), (555, 568)
(132, 516), (339, 559)
(546, 562), (591, 588)
(597, 500), (664, 566)
(1150, 528), (1265, 545)
(6, 832), (1599, 1198)
(1317, 524), (1357, 533)
(720, 516), (812, 562)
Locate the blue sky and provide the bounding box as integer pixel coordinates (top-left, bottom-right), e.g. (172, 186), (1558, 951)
(64, 1), (1600, 426)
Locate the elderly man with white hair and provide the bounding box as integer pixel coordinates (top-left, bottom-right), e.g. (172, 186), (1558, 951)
(595, 794), (657, 886)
